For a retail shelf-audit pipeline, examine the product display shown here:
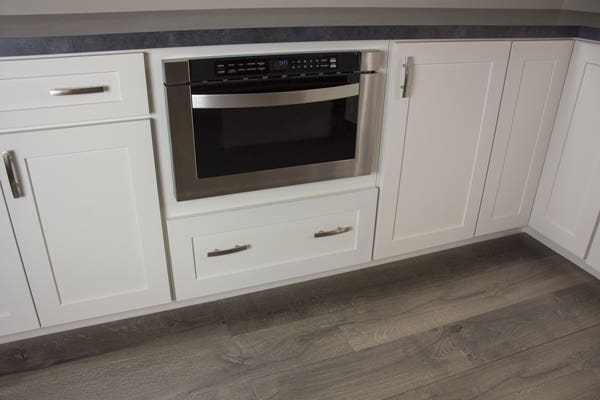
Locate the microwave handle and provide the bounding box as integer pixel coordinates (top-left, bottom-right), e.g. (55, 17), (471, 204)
(191, 83), (359, 109)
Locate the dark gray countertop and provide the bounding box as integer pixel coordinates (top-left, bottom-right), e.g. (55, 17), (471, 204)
(0, 8), (599, 57)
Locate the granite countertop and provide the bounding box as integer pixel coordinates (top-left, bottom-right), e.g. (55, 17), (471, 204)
(1, 8), (599, 57)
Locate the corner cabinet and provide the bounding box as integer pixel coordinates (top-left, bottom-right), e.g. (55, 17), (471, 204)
(374, 41), (510, 259)
(0, 185), (39, 336)
(477, 41), (573, 235)
(0, 120), (171, 327)
(530, 41), (600, 258)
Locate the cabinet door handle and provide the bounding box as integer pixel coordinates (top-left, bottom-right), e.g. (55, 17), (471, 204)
(207, 244), (251, 257)
(49, 86), (106, 96)
(314, 226), (352, 238)
(400, 57), (409, 98)
(2, 151), (23, 199)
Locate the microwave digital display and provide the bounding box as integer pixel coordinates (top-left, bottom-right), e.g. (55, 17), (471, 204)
(270, 59), (289, 71)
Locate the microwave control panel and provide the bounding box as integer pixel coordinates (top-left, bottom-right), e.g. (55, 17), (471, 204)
(187, 52), (361, 83)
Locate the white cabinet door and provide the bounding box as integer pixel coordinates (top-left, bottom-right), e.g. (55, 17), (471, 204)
(477, 41), (573, 236)
(530, 41), (600, 258)
(374, 41), (510, 259)
(0, 185), (39, 336)
(587, 230), (600, 272)
(0, 120), (170, 327)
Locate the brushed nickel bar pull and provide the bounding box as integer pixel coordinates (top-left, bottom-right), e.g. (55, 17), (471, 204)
(400, 57), (409, 98)
(314, 226), (352, 238)
(49, 86), (106, 96)
(207, 244), (251, 257)
(2, 151), (23, 199)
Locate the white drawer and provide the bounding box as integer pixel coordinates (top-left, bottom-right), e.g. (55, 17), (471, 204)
(0, 53), (149, 130)
(167, 188), (377, 300)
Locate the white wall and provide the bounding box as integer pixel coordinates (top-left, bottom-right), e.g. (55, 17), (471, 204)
(562, 0), (600, 13)
(0, 0), (569, 16)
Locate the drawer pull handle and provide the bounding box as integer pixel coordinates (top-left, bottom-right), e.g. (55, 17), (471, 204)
(314, 226), (352, 238)
(207, 244), (251, 257)
(49, 86), (106, 96)
(2, 151), (23, 199)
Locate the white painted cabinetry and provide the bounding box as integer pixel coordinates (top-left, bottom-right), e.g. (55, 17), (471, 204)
(374, 41), (510, 259)
(530, 41), (600, 258)
(477, 40), (573, 236)
(587, 231), (600, 272)
(0, 53), (149, 130)
(0, 185), (39, 336)
(0, 52), (171, 333)
(168, 188), (377, 300)
(0, 120), (170, 327)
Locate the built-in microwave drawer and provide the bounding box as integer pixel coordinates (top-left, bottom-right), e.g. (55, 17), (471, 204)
(167, 188), (377, 300)
(0, 53), (149, 130)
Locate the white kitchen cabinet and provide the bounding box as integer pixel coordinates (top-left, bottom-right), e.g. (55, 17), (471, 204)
(0, 184), (39, 335)
(374, 41), (510, 259)
(587, 230), (600, 272)
(0, 53), (149, 131)
(530, 41), (600, 258)
(477, 41), (573, 236)
(168, 188), (377, 300)
(0, 119), (170, 327)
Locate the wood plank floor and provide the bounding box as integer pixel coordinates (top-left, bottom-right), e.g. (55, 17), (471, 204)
(1, 234), (600, 400)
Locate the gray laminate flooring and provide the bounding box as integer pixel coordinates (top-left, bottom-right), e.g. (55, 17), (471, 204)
(1, 234), (600, 400)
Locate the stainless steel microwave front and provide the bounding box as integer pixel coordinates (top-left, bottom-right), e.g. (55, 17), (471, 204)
(164, 51), (384, 201)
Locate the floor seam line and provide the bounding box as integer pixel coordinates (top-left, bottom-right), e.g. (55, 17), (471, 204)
(377, 321), (600, 400)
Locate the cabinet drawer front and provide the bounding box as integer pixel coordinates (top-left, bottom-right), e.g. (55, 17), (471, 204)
(167, 188), (377, 300)
(0, 53), (149, 130)
(193, 210), (359, 278)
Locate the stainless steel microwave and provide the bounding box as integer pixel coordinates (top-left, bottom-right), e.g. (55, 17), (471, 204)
(164, 50), (384, 201)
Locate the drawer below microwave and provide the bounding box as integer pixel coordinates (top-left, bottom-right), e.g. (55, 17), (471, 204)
(167, 188), (377, 300)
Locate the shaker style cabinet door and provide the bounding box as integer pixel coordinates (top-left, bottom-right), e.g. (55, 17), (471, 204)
(477, 41), (573, 236)
(530, 41), (600, 258)
(0, 185), (39, 336)
(0, 120), (170, 327)
(374, 41), (510, 259)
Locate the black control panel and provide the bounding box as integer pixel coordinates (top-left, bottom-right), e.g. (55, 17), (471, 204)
(188, 52), (361, 83)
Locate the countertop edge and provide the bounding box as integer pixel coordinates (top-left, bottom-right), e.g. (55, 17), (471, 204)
(0, 25), (597, 57)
